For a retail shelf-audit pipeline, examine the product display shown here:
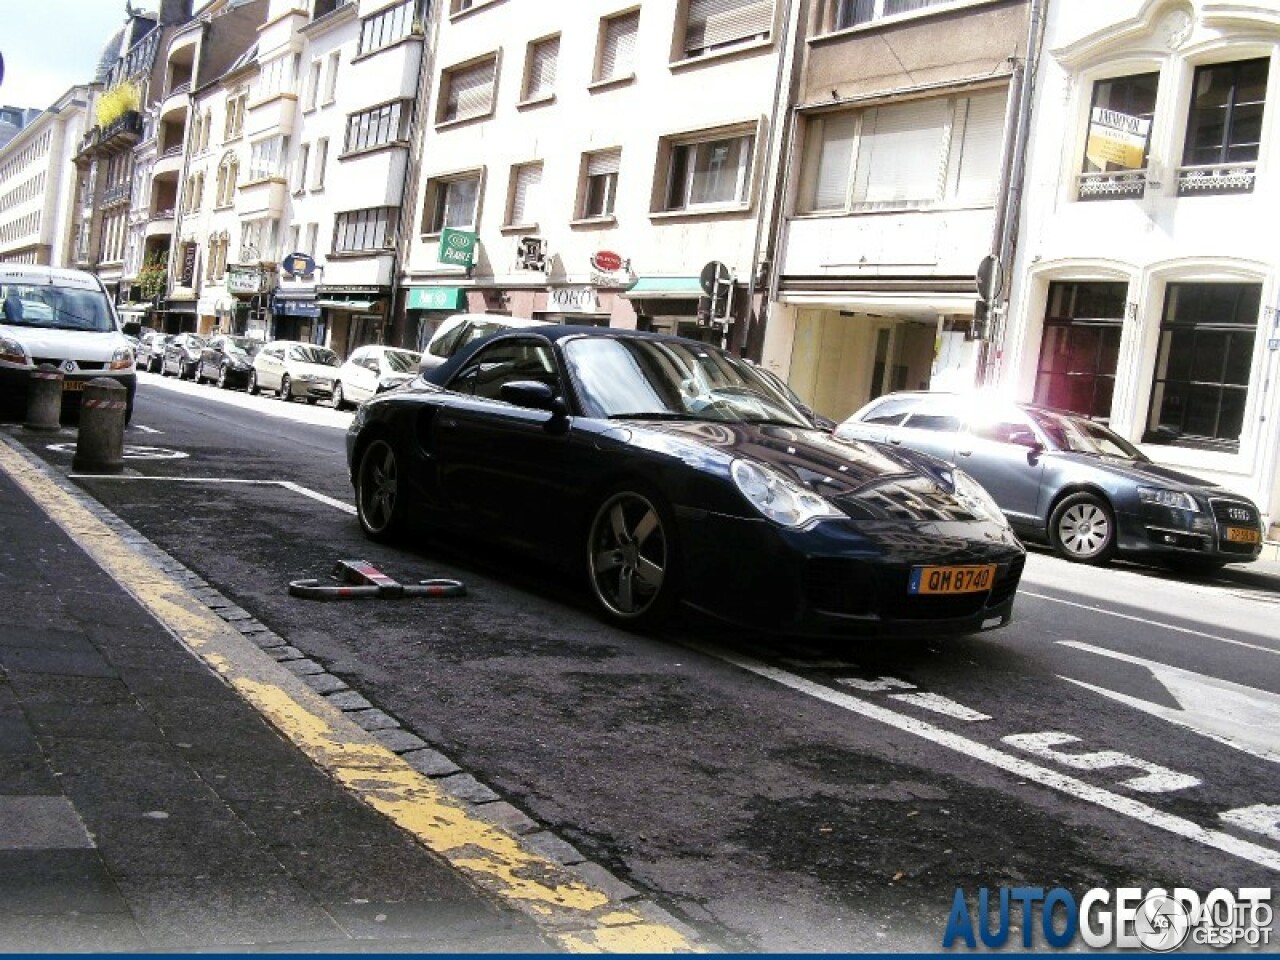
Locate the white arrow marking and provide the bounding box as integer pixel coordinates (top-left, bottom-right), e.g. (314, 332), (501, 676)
(836, 676), (916, 693)
(1003, 731), (1200, 793)
(130, 424), (161, 434)
(1058, 641), (1280, 764)
(1220, 805), (1280, 843)
(889, 692), (991, 722)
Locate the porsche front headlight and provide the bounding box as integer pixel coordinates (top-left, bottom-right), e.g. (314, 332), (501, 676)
(731, 459), (844, 528)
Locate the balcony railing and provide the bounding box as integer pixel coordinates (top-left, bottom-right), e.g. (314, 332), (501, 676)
(1177, 162), (1256, 196)
(1077, 169), (1148, 201)
(103, 182), (132, 206)
(76, 110), (144, 157)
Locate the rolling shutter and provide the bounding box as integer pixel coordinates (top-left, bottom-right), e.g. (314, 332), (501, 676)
(684, 0), (772, 56)
(446, 59), (495, 121)
(586, 149), (621, 177)
(810, 113), (857, 210)
(526, 37), (558, 99)
(597, 11), (638, 81)
(510, 164), (542, 224)
(953, 89), (1007, 203)
(853, 98), (948, 205)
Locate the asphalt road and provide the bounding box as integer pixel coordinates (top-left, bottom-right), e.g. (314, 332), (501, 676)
(15, 371), (1280, 952)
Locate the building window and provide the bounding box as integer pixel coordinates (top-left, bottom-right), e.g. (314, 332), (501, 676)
(451, 0), (474, 11)
(1033, 282), (1126, 422)
(507, 162), (542, 226)
(522, 35), (559, 102)
(335, 207), (397, 252)
(216, 154), (238, 206)
(313, 137), (329, 189)
(305, 60), (322, 110)
(663, 131), (753, 210)
(1145, 282), (1261, 450)
(832, 0), (954, 29)
(294, 142), (310, 193)
(581, 149), (620, 218)
(224, 93), (246, 139)
(254, 54), (297, 102)
(359, 0), (415, 55)
(424, 173), (481, 233)
(323, 52), (340, 104)
(345, 100), (409, 152)
(595, 10), (639, 84)
(248, 136), (288, 181)
(1078, 72), (1158, 201)
(1179, 58), (1268, 196)
(798, 88), (1005, 212)
(304, 222), (319, 256)
(439, 56), (497, 123)
(681, 0), (772, 59)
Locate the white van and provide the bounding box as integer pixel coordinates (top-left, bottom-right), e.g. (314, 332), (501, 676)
(0, 264), (137, 422)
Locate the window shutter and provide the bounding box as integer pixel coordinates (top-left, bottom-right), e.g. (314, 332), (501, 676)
(598, 11), (638, 81)
(810, 113), (857, 210)
(527, 37), (558, 99)
(586, 149), (621, 177)
(854, 98), (949, 206)
(447, 59), (495, 120)
(685, 0), (772, 55)
(953, 89), (1006, 203)
(510, 164), (542, 224)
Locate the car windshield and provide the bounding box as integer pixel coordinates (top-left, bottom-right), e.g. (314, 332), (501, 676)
(1028, 409), (1146, 460)
(289, 345), (339, 366)
(383, 349), (420, 373)
(184, 335), (208, 348)
(0, 283), (114, 332)
(227, 336), (260, 356)
(564, 336), (812, 427)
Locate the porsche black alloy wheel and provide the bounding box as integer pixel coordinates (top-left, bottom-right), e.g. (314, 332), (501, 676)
(587, 487), (678, 629)
(332, 382), (346, 411)
(217, 365), (230, 389)
(355, 439), (404, 542)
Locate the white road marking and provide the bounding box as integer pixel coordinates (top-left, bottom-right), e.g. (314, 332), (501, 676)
(65, 474), (357, 515)
(836, 676), (917, 692)
(1058, 640), (1280, 764)
(1022, 589), (1280, 656)
(130, 424), (162, 434)
(687, 642), (1280, 872)
(1002, 731), (1201, 793)
(1220, 805), (1280, 843)
(889, 692), (991, 722)
(48, 443), (189, 460)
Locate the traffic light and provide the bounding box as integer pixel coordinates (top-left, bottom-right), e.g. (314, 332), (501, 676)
(968, 299), (990, 342)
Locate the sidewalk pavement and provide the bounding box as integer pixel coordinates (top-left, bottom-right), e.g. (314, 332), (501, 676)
(0, 463), (557, 953)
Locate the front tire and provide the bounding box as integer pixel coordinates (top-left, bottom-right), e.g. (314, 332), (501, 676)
(248, 370), (260, 395)
(332, 382), (347, 411)
(279, 374), (292, 400)
(586, 486), (679, 630)
(355, 438), (405, 542)
(1050, 492), (1117, 565)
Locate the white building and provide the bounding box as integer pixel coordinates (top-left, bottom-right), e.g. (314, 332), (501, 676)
(400, 0), (794, 352)
(0, 87), (94, 266)
(1001, 0), (1280, 532)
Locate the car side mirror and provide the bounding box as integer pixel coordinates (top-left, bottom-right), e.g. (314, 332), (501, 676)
(500, 379), (558, 411)
(1008, 429), (1041, 450)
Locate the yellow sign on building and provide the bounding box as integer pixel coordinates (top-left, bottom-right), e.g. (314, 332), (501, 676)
(1086, 107), (1150, 170)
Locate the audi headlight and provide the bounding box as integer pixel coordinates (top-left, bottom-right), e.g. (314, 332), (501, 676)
(109, 346), (134, 370)
(731, 459), (844, 528)
(0, 336), (28, 365)
(951, 469), (1005, 523)
(1137, 487), (1199, 512)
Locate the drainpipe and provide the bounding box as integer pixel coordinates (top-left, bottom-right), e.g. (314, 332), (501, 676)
(979, 0), (1047, 386)
(742, 0), (804, 360)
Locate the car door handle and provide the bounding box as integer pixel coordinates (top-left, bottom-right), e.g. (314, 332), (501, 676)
(957, 448), (973, 456)
(889, 437), (902, 444)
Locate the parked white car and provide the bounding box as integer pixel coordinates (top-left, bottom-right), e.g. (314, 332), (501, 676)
(332, 345), (422, 410)
(0, 264), (137, 422)
(418, 313), (547, 374)
(248, 340), (340, 403)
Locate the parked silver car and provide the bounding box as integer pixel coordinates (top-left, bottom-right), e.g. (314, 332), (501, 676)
(249, 340), (339, 403)
(332, 345), (422, 410)
(835, 392), (1264, 570)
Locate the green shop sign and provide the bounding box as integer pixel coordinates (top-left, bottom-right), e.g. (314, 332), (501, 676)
(406, 287), (465, 311)
(438, 228), (477, 267)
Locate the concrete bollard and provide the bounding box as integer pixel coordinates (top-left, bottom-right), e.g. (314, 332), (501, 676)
(24, 363), (65, 431)
(72, 378), (127, 475)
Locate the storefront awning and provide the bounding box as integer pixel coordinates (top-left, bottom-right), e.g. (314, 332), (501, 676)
(317, 299), (376, 312)
(406, 286), (465, 311)
(779, 290), (977, 317)
(620, 277), (702, 300)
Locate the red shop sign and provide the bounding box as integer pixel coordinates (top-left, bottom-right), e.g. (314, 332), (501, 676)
(591, 250), (624, 273)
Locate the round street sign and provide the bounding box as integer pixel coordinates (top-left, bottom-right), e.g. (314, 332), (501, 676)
(591, 250), (623, 273)
(283, 251), (316, 277)
(700, 260), (732, 296)
(976, 254), (1004, 302)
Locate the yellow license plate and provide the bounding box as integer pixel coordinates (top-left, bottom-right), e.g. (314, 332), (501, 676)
(1225, 526), (1260, 544)
(61, 380), (86, 392)
(909, 564), (996, 595)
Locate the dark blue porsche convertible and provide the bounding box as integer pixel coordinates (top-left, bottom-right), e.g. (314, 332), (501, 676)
(346, 326), (1025, 637)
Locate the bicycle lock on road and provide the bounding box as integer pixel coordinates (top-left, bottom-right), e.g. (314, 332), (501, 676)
(289, 559), (466, 600)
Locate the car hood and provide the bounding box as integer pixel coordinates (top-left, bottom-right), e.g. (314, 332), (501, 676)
(0, 323), (128, 362)
(623, 419), (991, 524)
(1060, 452), (1223, 492)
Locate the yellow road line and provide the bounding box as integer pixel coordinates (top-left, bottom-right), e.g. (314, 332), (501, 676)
(0, 436), (702, 953)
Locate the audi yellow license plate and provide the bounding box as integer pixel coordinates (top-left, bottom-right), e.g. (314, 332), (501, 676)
(909, 564), (996, 595)
(1225, 526), (1260, 544)
(61, 380), (85, 392)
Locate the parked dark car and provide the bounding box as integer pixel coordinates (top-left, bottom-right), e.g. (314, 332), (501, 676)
(834, 391), (1265, 569)
(749, 362), (838, 431)
(137, 331), (173, 372)
(347, 327), (1025, 637)
(196, 334), (261, 389)
(161, 333), (207, 379)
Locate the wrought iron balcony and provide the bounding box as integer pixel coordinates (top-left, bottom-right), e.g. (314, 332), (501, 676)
(1176, 162), (1256, 196)
(1077, 169), (1148, 201)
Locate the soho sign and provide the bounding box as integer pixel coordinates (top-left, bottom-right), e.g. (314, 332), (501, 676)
(549, 286), (599, 312)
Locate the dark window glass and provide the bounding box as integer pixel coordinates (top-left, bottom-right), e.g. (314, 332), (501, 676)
(861, 395), (917, 426)
(1184, 59), (1269, 167)
(1082, 72), (1159, 174)
(1033, 281), (1126, 422)
(1145, 282), (1260, 450)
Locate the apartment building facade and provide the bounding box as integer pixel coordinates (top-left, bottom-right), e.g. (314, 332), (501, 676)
(758, 0), (1038, 424)
(398, 0), (796, 353)
(0, 87), (93, 266)
(1001, 0), (1280, 527)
